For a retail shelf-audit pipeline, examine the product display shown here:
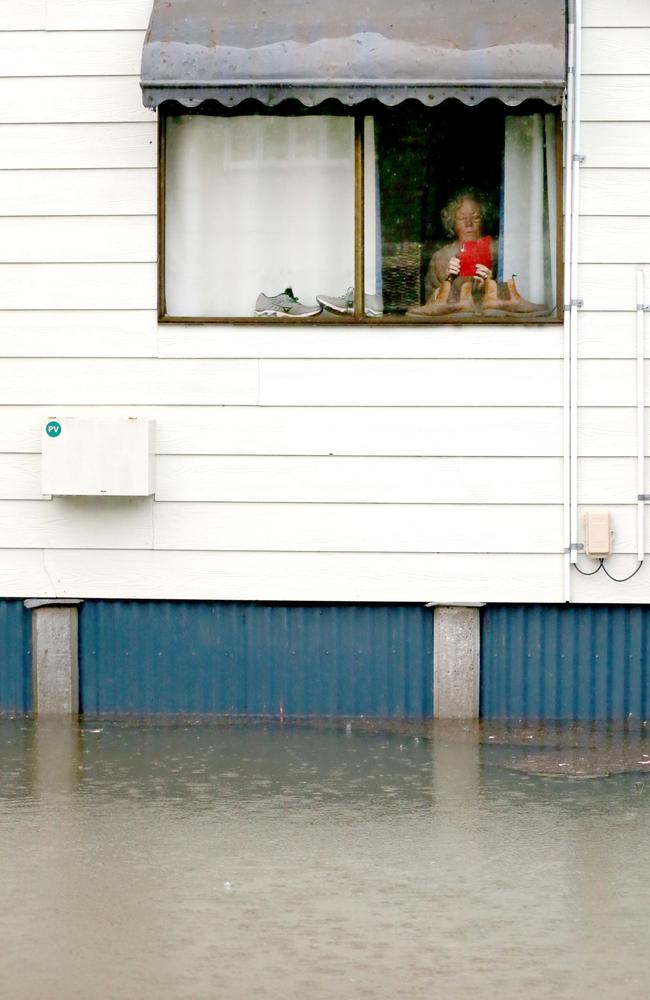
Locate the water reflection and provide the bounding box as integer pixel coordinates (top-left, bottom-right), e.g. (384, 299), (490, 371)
(0, 719), (648, 999)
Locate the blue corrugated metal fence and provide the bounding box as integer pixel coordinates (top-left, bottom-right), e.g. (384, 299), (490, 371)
(4, 598), (648, 721)
(79, 601), (434, 718)
(481, 604), (650, 721)
(0, 599), (32, 714)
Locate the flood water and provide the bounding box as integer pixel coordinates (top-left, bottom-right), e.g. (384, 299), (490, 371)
(1, 719), (649, 1000)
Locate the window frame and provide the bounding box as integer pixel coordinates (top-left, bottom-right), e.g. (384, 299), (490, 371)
(157, 102), (564, 326)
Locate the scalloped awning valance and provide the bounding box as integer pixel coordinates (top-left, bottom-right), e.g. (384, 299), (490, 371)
(140, 0), (567, 110)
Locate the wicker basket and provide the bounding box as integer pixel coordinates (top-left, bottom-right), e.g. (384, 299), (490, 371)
(382, 241), (422, 313)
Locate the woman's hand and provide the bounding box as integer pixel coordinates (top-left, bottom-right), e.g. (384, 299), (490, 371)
(447, 256), (461, 278)
(474, 263), (492, 281)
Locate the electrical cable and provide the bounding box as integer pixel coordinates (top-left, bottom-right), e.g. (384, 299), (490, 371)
(601, 561), (644, 584)
(572, 557), (644, 583)
(573, 558), (603, 577)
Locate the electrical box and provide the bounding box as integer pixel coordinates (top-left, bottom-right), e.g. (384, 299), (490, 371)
(583, 511), (612, 558)
(41, 418), (155, 497)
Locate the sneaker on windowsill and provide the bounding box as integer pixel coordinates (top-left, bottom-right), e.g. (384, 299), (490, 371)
(255, 287), (322, 318)
(316, 288), (383, 317)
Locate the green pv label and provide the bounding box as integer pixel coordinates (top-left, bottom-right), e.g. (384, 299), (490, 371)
(46, 421), (61, 438)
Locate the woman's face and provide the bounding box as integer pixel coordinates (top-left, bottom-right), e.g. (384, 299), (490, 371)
(453, 198), (483, 243)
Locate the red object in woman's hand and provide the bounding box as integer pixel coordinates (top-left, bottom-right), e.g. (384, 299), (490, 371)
(458, 236), (493, 277)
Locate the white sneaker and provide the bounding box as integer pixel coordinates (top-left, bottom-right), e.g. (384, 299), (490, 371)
(255, 287), (321, 318)
(316, 288), (383, 317)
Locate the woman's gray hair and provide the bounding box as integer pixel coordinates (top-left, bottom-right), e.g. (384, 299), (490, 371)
(441, 189), (488, 239)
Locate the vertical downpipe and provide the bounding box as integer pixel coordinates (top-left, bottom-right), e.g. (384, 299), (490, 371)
(569, 1), (583, 574)
(354, 116), (365, 319)
(637, 271), (646, 563)
(563, 16), (576, 600)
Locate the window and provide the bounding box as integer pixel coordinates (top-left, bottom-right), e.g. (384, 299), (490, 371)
(160, 99), (561, 324)
(143, 0), (566, 325)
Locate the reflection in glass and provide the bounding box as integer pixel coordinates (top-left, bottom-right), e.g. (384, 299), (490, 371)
(372, 102), (558, 320)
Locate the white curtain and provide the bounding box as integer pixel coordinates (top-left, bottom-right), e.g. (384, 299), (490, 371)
(165, 115), (355, 317)
(363, 116), (381, 299)
(500, 113), (557, 310)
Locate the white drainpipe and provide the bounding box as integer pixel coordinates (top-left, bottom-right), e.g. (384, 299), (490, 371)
(637, 270), (646, 563)
(569, 0), (582, 580)
(563, 13), (576, 600)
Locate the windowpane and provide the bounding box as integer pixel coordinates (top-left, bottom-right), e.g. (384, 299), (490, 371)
(162, 103), (560, 323)
(370, 103), (558, 321)
(165, 115), (355, 318)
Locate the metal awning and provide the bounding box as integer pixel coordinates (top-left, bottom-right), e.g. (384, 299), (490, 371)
(141, 0), (566, 109)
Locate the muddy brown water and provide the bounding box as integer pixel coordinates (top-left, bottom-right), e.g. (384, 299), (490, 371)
(0, 718), (649, 999)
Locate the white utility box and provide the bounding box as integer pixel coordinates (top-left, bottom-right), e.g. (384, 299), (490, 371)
(41, 417), (155, 496)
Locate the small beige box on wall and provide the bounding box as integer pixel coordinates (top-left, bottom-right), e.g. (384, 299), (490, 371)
(41, 418), (155, 496)
(583, 511), (612, 558)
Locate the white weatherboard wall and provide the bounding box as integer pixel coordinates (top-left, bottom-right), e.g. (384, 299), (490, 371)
(0, 0), (647, 603)
(573, 0), (650, 602)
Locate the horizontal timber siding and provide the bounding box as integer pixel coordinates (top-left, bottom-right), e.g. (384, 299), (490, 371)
(572, 0), (650, 605)
(0, 551), (565, 603)
(584, 1), (650, 27)
(0, 0), (646, 606)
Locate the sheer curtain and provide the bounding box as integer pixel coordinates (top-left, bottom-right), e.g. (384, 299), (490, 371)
(500, 113), (557, 310)
(165, 115), (355, 317)
(364, 116), (381, 302)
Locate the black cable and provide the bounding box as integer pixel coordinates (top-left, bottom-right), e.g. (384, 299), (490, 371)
(573, 558), (603, 577)
(601, 560), (644, 584)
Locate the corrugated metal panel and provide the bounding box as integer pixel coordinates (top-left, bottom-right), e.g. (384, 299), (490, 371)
(0, 600), (32, 714)
(79, 601), (433, 718)
(481, 605), (650, 721)
(141, 0), (566, 109)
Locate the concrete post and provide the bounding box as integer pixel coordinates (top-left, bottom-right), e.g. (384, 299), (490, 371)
(25, 599), (82, 716)
(432, 604), (482, 719)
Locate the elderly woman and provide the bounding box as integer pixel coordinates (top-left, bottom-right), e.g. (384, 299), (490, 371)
(424, 189), (497, 302)
(408, 188), (548, 318)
